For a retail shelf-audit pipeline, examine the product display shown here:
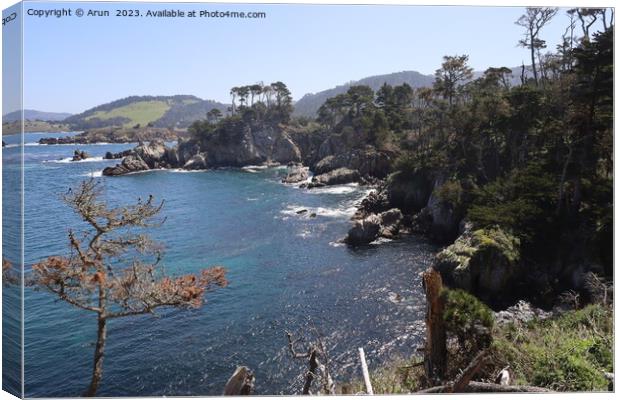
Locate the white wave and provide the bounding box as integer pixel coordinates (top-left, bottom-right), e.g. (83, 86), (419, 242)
(308, 183), (360, 195)
(81, 170), (103, 178)
(242, 165), (270, 172)
(168, 168), (207, 173)
(370, 237), (394, 245)
(2, 144), (18, 149)
(30, 141), (133, 146)
(279, 204), (356, 219)
(329, 240), (345, 247)
(44, 156), (107, 164)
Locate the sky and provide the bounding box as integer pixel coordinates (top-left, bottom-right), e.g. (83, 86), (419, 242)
(10, 1), (609, 114)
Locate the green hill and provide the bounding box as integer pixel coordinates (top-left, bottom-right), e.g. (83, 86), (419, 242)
(65, 95), (228, 130)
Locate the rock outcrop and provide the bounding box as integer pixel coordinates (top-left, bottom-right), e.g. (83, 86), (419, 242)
(433, 226), (521, 301)
(345, 208), (404, 246)
(344, 214), (382, 246)
(104, 149), (134, 160)
(102, 155), (150, 176)
(387, 170), (434, 214)
(494, 300), (553, 326)
(313, 146), (392, 179)
(71, 150), (90, 161)
(183, 153), (208, 170)
(199, 126), (302, 167)
(354, 188), (391, 219)
(307, 168), (360, 188)
(102, 140), (171, 176)
(377, 208), (404, 239)
(282, 165), (310, 184)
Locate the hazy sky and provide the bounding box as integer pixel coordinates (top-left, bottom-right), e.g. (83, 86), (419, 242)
(16, 2), (603, 113)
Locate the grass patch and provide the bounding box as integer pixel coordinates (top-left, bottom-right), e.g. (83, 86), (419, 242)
(86, 100), (170, 127)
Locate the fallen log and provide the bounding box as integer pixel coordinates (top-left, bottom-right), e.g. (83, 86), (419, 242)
(418, 381), (553, 393)
(450, 349), (488, 393)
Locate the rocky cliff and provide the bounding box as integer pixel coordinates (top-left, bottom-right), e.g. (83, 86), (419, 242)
(103, 124), (396, 183)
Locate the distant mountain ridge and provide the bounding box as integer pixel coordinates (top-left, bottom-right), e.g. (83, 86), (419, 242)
(2, 109), (72, 123)
(293, 71), (435, 117)
(64, 95), (229, 130)
(293, 67), (530, 117)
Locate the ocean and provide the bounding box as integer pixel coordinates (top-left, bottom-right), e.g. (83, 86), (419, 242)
(2, 132), (437, 396)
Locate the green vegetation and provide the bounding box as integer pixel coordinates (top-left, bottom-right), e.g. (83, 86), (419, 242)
(64, 95), (227, 130)
(488, 304), (613, 391)
(344, 304), (612, 394)
(189, 81), (296, 140)
(384, 14), (612, 274)
(85, 100), (171, 128)
(442, 289), (494, 356)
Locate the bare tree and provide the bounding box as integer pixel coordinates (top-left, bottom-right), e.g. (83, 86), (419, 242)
(285, 329), (335, 395)
(30, 180), (228, 396)
(516, 7), (558, 86)
(583, 272), (613, 306)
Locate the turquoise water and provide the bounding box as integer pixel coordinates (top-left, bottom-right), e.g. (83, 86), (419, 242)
(3, 132), (437, 396)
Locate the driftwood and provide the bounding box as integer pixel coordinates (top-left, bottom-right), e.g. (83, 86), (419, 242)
(422, 268), (447, 383)
(223, 366), (254, 395)
(419, 381), (553, 393)
(358, 348), (374, 395)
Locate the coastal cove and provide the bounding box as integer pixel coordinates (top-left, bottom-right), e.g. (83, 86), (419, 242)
(3, 132), (438, 397)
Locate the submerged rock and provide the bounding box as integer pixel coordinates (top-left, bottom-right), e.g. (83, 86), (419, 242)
(433, 226), (521, 300)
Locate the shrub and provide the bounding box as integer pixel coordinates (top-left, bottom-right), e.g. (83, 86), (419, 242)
(441, 288), (494, 355)
(435, 179), (463, 209)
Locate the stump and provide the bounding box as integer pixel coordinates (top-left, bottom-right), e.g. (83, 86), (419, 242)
(423, 268), (447, 383)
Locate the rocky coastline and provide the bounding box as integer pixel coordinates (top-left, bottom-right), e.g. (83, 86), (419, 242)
(96, 124), (603, 314)
(38, 126), (182, 145)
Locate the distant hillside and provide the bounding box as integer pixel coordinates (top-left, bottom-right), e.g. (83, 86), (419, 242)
(2, 109), (72, 123)
(293, 71), (435, 117)
(64, 95), (228, 130)
(293, 67), (531, 117)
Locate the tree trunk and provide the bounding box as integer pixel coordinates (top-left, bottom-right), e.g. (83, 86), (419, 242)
(423, 268), (447, 383)
(84, 315), (107, 397)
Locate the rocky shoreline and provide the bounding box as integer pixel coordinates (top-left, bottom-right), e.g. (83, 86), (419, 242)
(38, 126), (182, 145)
